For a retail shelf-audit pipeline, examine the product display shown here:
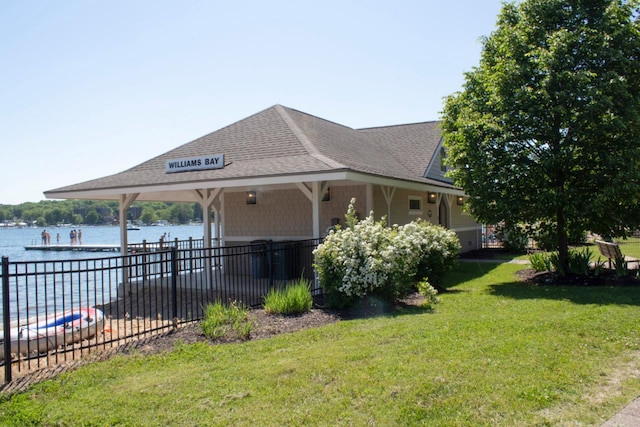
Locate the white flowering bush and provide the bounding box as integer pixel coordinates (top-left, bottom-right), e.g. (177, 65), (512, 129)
(313, 199), (460, 309)
(397, 219), (461, 285)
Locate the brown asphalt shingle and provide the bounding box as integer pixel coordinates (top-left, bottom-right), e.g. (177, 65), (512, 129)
(45, 104), (454, 197)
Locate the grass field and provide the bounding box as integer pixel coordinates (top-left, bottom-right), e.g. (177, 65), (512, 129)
(617, 239), (640, 259)
(1, 261), (639, 426)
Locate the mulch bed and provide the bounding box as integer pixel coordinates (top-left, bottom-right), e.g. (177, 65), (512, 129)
(517, 268), (640, 287)
(463, 248), (640, 287)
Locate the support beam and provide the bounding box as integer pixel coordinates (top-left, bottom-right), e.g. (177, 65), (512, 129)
(194, 188), (222, 290)
(295, 182), (312, 201)
(118, 193), (138, 256)
(118, 193), (138, 289)
(194, 188), (222, 250)
(366, 183), (373, 218)
(296, 181), (326, 238)
(312, 181), (321, 238)
(380, 185), (395, 226)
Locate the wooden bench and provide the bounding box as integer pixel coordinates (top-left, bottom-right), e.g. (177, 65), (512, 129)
(595, 240), (640, 269)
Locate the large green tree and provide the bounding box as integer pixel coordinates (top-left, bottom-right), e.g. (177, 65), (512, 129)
(441, 0), (640, 269)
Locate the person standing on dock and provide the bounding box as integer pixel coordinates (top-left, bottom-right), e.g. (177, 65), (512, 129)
(56, 233), (60, 245)
(41, 230), (50, 245)
(78, 229), (82, 245)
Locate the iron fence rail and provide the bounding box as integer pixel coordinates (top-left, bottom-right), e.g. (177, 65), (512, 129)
(0, 238), (320, 385)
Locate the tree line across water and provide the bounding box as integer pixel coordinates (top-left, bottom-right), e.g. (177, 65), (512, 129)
(0, 200), (204, 227)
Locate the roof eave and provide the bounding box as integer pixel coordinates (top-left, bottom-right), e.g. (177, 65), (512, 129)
(45, 170), (464, 202)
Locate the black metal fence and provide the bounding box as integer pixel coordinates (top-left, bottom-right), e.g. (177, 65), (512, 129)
(0, 238), (321, 385)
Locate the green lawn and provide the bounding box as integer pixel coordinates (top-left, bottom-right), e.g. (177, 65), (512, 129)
(1, 262), (640, 426)
(617, 240), (640, 259)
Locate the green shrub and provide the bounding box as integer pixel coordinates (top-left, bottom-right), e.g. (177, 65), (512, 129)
(416, 278), (440, 309)
(614, 255), (629, 278)
(566, 247), (592, 276)
(200, 301), (252, 340)
(543, 247), (593, 276)
(405, 220), (461, 286)
(547, 252), (565, 276)
(593, 257), (606, 276)
(264, 278), (313, 315)
(496, 223), (529, 253)
(313, 198), (460, 309)
(528, 252), (549, 272)
(532, 222), (588, 252)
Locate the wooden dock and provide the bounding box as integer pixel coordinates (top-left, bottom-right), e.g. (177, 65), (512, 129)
(24, 244), (121, 252)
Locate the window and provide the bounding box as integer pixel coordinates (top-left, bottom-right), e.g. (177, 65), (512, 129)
(409, 196), (422, 214)
(440, 147), (447, 172)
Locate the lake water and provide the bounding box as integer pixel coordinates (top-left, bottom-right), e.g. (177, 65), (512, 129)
(0, 225), (209, 322)
(0, 225), (206, 262)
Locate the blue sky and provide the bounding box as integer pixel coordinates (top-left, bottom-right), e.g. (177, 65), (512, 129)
(1, 1), (504, 205)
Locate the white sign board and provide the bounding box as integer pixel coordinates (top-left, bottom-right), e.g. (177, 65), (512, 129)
(166, 154), (225, 173)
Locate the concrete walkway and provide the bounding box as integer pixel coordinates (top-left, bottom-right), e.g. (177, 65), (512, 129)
(601, 397), (640, 426)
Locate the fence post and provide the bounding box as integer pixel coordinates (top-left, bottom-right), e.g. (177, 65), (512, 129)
(170, 247), (178, 328)
(188, 237), (194, 272)
(267, 240), (274, 289)
(2, 256), (11, 383)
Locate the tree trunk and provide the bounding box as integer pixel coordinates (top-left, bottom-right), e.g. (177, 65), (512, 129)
(556, 208), (569, 275)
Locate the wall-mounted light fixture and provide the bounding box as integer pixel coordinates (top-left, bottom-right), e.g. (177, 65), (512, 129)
(246, 191), (256, 205)
(456, 196), (464, 205)
(322, 187), (331, 202)
(427, 192), (437, 204)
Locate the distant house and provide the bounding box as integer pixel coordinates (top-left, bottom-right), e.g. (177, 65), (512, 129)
(45, 105), (481, 252)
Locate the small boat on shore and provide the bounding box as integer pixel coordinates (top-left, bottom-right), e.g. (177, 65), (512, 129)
(0, 307), (104, 360)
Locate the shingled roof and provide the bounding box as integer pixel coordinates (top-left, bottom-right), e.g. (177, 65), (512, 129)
(45, 105), (455, 201)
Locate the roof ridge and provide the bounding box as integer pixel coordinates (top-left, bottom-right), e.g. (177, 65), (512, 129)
(274, 105), (345, 169)
(358, 120), (440, 131)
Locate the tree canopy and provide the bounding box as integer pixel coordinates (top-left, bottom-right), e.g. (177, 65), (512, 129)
(0, 199), (203, 226)
(441, 0), (640, 267)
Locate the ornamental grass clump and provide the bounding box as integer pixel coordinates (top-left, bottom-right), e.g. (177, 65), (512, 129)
(314, 198), (460, 309)
(264, 278), (313, 315)
(528, 252), (549, 272)
(200, 301), (252, 340)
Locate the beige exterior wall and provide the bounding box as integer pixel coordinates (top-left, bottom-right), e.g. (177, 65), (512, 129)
(319, 185), (366, 230)
(371, 186), (440, 226)
(223, 185), (367, 241)
(455, 229), (482, 252)
(224, 189), (312, 238)
(371, 187), (480, 253)
(449, 199), (477, 229)
(223, 184), (479, 253)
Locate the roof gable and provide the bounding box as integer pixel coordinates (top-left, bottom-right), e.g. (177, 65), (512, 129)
(358, 121), (442, 179)
(129, 105), (316, 171)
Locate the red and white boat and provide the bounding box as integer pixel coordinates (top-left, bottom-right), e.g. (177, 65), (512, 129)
(0, 307), (104, 360)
